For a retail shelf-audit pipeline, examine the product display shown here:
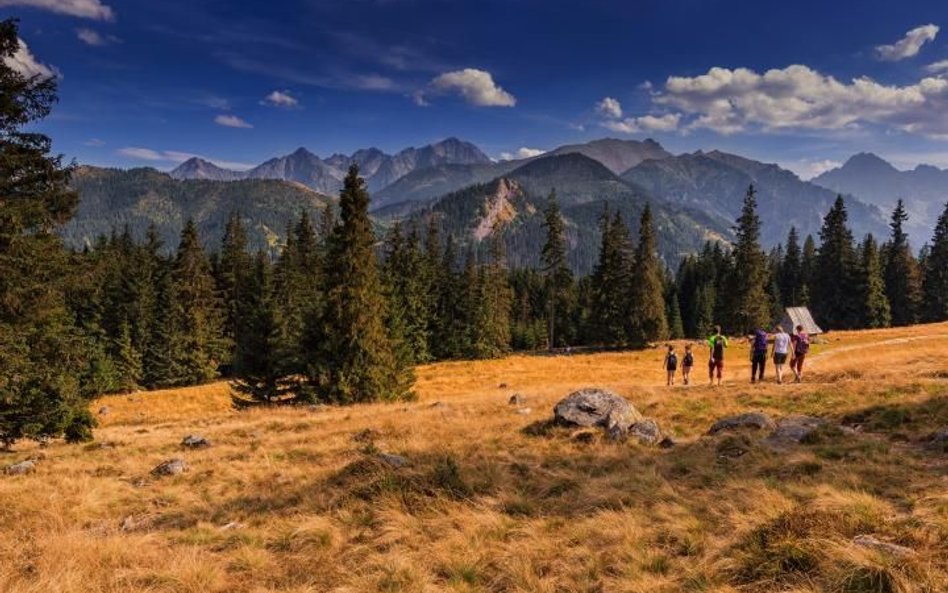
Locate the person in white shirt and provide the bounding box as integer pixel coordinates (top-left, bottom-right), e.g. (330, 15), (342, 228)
(771, 325), (791, 384)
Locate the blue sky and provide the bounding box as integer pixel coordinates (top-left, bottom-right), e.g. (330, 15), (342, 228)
(4, 0), (948, 178)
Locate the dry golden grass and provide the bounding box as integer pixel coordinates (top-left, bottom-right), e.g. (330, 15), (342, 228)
(2, 323), (948, 593)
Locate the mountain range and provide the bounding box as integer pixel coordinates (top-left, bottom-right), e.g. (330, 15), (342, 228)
(67, 136), (946, 272)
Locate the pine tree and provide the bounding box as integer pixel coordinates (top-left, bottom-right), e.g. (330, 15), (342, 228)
(0, 20), (95, 446)
(540, 190), (574, 349)
(779, 227), (804, 306)
(383, 223), (431, 363)
(304, 165), (414, 403)
(800, 234), (817, 306)
(113, 319), (143, 391)
(857, 234), (891, 328)
(884, 200), (923, 326)
(666, 283), (685, 339)
(589, 210), (632, 345)
(170, 220), (224, 384)
(628, 204), (668, 345)
(469, 233), (513, 358)
(217, 212), (253, 373)
(812, 197), (860, 329)
(727, 185), (771, 332)
(922, 202), (948, 322)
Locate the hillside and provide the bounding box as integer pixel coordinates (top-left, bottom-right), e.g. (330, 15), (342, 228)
(64, 166), (334, 252)
(2, 322), (946, 592)
(623, 150), (888, 245)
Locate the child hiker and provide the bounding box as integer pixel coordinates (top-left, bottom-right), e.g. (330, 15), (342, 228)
(682, 344), (694, 385)
(663, 344), (678, 386)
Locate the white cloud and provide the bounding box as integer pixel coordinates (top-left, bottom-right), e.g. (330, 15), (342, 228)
(261, 89), (298, 108)
(925, 59), (948, 74)
(214, 114), (253, 129)
(0, 0), (114, 20)
(596, 96), (623, 118)
(499, 147), (546, 160)
(3, 38), (59, 80)
(785, 159), (843, 180)
(427, 68), (516, 107)
(601, 113), (681, 134)
(876, 24), (939, 61)
(117, 147), (253, 171)
(75, 28), (113, 46)
(648, 64), (948, 137)
(83, 138), (105, 147)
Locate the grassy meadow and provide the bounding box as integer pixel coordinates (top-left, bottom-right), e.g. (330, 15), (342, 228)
(2, 323), (947, 592)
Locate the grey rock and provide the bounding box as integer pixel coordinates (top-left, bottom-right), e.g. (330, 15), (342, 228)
(852, 535), (915, 557)
(766, 415), (826, 445)
(5, 460), (36, 475)
(98, 406), (110, 416)
(378, 453), (409, 468)
(554, 388), (643, 432)
(508, 393), (526, 405)
(181, 434), (211, 449)
(629, 419), (663, 445)
(930, 428), (948, 445)
(708, 412), (775, 435)
(151, 458), (187, 477)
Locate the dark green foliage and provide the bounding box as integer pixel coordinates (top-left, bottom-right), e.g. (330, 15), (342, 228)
(589, 210), (633, 345)
(304, 166), (414, 403)
(812, 197), (860, 329)
(0, 19), (95, 447)
(883, 200), (923, 326)
(216, 212), (254, 374)
(468, 235), (513, 358)
(779, 227), (805, 307)
(628, 204), (668, 345)
(726, 185), (771, 332)
(540, 190), (575, 348)
(922, 202), (948, 322)
(383, 222), (432, 363)
(857, 235), (891, 329)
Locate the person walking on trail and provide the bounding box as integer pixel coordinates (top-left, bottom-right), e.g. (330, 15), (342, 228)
(707, 326), (728, 386)
(748, 327), (769, 384)
(772, 324), (791, 384)
(663, 344), (678, 386)
(682, 344), (695, 385)
(790, 324), (810, 382)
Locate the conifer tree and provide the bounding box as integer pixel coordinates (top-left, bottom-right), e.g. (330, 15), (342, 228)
(589, 210), (632, 345)
(0, 19), (95, 445)
(628, 204), (668, 345)
(884, 199), (923, 326)
(726, 185), (770, 332)
(383, 223), (431, 363)
(113, 319), (143, 391)
(143, 263), (181, 387)
(857, 234), (891, 328)
(812, 196), (860, 329)
(779, 227), (804, 306)
(217, 212), (253, 373)
(922, 202), (948, 322)
(305, 166), (413, 403)
(540, 190), (574, 348)
(666, 284), (685, 339)
(800, 234), (817, 306)
(469, 233), (513, 358)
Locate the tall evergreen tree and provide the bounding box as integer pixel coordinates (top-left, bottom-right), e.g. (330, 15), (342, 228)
(922, 202), (948, 322)
(540, 190), (574, 348)
(884, 199), (923, 326)
(468, 233), (513, 358)
(589, 210), (632, 345)
(726, 185), (771, 332)
(857, 234), (891, 328)
(628, 204), (668, 345)
(812, 197), (860, 329)
(779, 227), (804, 306)
(305, 165), (414, 403)
(0, 19), (95, 446)
(217, 212), (254, 373)
(383, 223), (432, 363)
(800, 234), (817, 306)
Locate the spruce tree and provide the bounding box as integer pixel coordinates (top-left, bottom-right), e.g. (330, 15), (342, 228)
(922, 202), (948, 322)
(884, 200), (923, 326)
(812, 197), (860, 329)
(800, 234), (817, 306)
(628, 204), (668, 345)
(779, 227), (804, 306)
(540, 190), (574, 348)
(858, 234), (891, 328)
(469, 233), (513, 358)
(589, 210), (632, 345)
(383, 223), (431, 363)
(0, 20), (95, 446)
(727, 185), (771, 332)
(217, 212), (253, 373)
(305, 165), (413, 403)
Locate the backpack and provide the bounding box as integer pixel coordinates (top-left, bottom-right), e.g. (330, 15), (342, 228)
(712, 337), (725, 360)
(795, 332), (810, 355)
(667, 353), (678, 368)
(753, 329), (768, 352)
(684, 352), (694, 366)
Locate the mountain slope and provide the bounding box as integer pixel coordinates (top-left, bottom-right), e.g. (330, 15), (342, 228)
(170, 158), (248, 181)
(64, 166), (333, 252)
(623, 150), (887, 245)
(547, 137), (672, 175)
(246, 147), (345, 195)
(813, 153), (947, 244)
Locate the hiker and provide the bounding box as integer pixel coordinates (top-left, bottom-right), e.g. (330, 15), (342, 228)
(682, 344), (695, 385)
(772, 324), (791, 384)
(790, 324), (810, 382)
(748, 327), (768, 384)
(707, 326), (728, 386)
(663, 344), (678, 386)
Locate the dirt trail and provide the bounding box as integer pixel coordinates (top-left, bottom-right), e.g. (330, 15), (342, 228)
(810, 334), (948, 363)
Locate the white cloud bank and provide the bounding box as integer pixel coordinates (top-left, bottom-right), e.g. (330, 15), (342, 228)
(925, 59), (948, 74)
(427, 68), (516, 107)
(875, 24), (939, 61)
(3, 37), (59, 80)
(0, 0), (114, 21)
(117, 147), (253, 171)
(596, 96), (623, 118)
(595, 96), (681, 133)
(261, 90), (299, 108)
(214, 114), (253, 129)
(499, 147), (546, 160)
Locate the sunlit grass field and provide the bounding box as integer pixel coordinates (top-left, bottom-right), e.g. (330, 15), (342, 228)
(2, 323), (947, 592)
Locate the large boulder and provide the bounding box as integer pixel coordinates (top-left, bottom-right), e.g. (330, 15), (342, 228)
(708, 412), (775, 435)
(5, 460), (36, 476)
(554, 388), (643, 431)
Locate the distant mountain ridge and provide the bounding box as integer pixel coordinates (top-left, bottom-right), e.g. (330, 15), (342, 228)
(813, 153), (948, 245)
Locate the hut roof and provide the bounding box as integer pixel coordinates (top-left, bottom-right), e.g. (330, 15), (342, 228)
(781, 307), (823, 334)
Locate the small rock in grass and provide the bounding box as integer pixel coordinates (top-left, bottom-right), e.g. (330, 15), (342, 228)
(181, 434), (211, 449)
(98, 406), (110, 416)
(498, 383), (508, 389)
(708, 412), (775, 435)
(508, 393), (526, 405)
(765, 415), (826, 445)
(378, 453), (409, 468)
(852, 535), (915, 557)
(5, 460), (36, 475)
(151, 458), (187, 477)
